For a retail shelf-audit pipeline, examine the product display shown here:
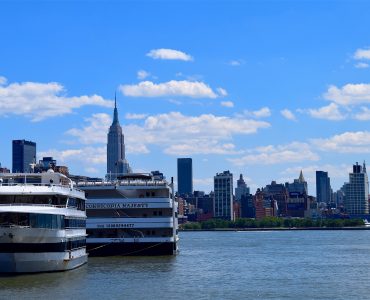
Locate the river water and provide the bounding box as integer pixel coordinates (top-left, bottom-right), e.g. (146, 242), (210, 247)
(1, 230), (370, 299)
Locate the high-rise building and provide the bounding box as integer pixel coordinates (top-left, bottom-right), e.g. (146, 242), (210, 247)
(344, 162), (369, 215)
(264, 181), (288, 216)
(235, 174), (250, 201)
(214, 170), (233, 220)
(12, 139), (36, 173)
(285, 170), (309, 218)
(177, 158), (193, 195)
(107, 95), (131, 179)
(316, 171), (331, 204)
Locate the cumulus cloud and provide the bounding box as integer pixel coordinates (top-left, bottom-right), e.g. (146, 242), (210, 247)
(311, 131), (370, 153)
(146, 48), (193, 61)
(280, 109), (296, 121)
(354, 107), (370, 120)
(354, 48), (370, 60)
(221, 101), (234, 108)
(67, 111), (270, 156)
(66, 113), (111, 144)
(39, 146), (106, 166)
(217, 87), (228, 96)
(228, 59), (245, 66)
(355, 62), (369, 69)
(0, 76), (7, 85)
(125, 113), (148, 120)
(120, 80), (218, 98)
(0, 78), (113, 121)
(324, 83), (370, 106)
(137, 70), (150, 80)
(306, 103), (346, 120)
(244, 107), (271, 118)
(228, 142), (319, 166)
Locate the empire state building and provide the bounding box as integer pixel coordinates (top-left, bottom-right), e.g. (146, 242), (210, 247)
(107, 95), (131, 178)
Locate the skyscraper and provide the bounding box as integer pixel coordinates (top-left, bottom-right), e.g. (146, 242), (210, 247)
(235, 174), (250, 201)
(12, 139), (36, 173)
(316, 171), (331, 204)
(344, 162), (369, 215)
(177, 158), (193, 195)
(107, 95), (130, 178)
(214, 170), (233, 220)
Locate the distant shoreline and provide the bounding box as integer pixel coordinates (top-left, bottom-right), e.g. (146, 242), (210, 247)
(180, 227), (370, 232)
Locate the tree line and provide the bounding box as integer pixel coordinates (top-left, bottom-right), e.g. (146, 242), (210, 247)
(182, 217), (365, 230)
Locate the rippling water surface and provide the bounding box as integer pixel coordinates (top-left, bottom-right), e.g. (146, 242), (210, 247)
(2, 230), (370, 299)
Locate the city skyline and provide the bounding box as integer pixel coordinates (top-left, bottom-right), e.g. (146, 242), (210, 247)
(2, 1), (370, 194)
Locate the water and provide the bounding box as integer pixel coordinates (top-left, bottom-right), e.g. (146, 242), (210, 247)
(1, 230), (370, 299)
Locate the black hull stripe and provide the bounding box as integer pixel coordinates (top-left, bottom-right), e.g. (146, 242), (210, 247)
(0, 241), (86, 253)
(87, 242), (177, 256)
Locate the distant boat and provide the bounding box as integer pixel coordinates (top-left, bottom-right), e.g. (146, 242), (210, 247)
(0, 171), (87, 273)
(363, 219), (370, 227)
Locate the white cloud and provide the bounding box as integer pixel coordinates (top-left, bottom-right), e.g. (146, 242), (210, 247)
(0, 78), (113, 121)
(355, 62), (369, 69)
(228, 59), (245, 66)
(0, 76), (7, 85)
(244, 107), (271, 118)
(307, 103), (346, 120)
(228, 142), (319, 166)
(120, 80), (218, 98)
(221, 101), (234, 108)
(66, 113), (111, 144)
(280, 109), (296, 121)
(311, 131), (370, 153)
(324, 83), (370, 106)
(146, 48), (193, 61)
(216, 87), (228, 97)
(67, 111), (270, 156)
(137, 70), (150, 80)
(354, 48), (370, 60)
(125, 113), (148, 120)
(39, 146), (106, 167)
(354, 107), (370, 120)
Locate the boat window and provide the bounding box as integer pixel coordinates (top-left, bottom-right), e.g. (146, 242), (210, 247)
(67, 197), (86, 211)
(0, 213), (65, 229)
(64, 218), (86, 228)
(0, 195), (67, 206)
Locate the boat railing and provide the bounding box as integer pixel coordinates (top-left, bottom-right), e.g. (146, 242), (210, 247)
(0, 223), (31, 228)
(0, 203), (67, 208)
(0, 182), (84, 193)
(77, 180), (167, 187)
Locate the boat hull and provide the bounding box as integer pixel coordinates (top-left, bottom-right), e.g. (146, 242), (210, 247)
(87, 242), (178, 256)
(0, 251), (87, 273)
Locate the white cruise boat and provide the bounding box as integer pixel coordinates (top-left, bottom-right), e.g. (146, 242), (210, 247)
(78, 173), (179, 256)
(0, 171), (87, 273)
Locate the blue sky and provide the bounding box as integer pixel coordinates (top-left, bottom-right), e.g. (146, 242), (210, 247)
(1, 0), (370, 195)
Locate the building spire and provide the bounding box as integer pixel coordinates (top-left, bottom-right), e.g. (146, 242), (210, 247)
(363, 160), (367, 173)
(298, 170), (305, 183)
(113, 92), (119, 125)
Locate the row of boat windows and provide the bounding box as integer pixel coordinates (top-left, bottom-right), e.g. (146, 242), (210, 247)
(87, 228), (173, 238)
(0, 195), (85, 211)
(0, 213), (85, 229)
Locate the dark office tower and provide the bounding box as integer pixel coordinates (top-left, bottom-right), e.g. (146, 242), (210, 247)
(107, 94), (130, 179)
(316, 171), (331, 204)
(12, 140), (36, 173)
(177, 158), (193, 195)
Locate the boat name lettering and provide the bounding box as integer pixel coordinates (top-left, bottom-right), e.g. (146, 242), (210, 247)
(105, 223), (135, 228)
(86, 203), (149, 209)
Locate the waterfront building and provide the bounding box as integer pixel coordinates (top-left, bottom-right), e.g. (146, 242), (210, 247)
(12, 139), (36, 173)
(285, 171), (309, 218)
(177, 158), (193, 195)
(240, 193), (255, 218)
(264, 181), (288, 216)
(235, 174), (250, 201)
(344, 162), (369, 215)
(316, 171), (331, 204)
(254, 189), (277, 219)
(0, 163), (10, 173)
(214, 170), (233, 220)
(107, 95), (131, 179)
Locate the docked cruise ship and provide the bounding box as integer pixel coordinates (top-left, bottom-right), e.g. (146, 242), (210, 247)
(0, 171), (87, 273)
(78, 173), (179, 256)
